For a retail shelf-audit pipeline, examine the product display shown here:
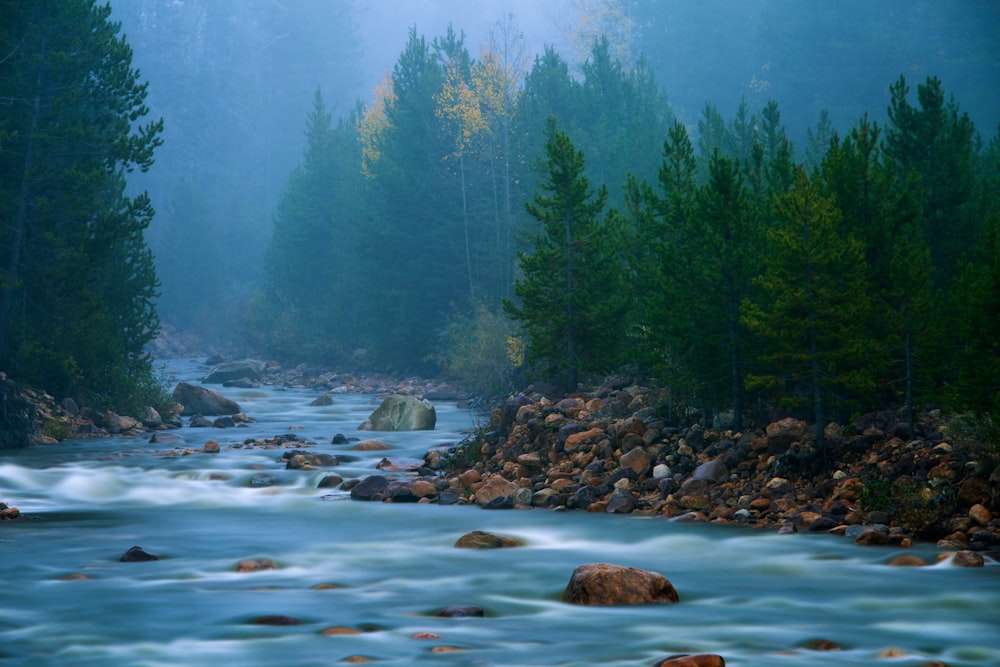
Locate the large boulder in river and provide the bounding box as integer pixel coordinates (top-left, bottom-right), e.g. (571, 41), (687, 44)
(172, 382), (241, 416)
(358, 395), (436, 431)
(562, 563), (679, 605)
(202, 359), (266, 384)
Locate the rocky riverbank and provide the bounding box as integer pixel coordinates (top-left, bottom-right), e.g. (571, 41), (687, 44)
(5, 357), (999, 561)
(360, 376), (998, 561)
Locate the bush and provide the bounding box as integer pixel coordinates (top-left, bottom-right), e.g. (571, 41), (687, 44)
(428, 303), (523, 401)
(944, 411), (1000, 471)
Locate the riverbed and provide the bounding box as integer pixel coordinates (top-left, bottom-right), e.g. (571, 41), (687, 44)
(1, 359), (997, 666)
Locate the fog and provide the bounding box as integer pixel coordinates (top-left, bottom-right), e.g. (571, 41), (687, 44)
(109, 0), (1000, 363)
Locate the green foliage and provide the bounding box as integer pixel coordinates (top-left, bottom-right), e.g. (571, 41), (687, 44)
(0, 0), (164, 410)
(742, 167), (874, 449)
(945, 412), (1000, 471)
(504, 120), (629, 392)
(858, 473), (944, 537)
(428, 303), (521, 400)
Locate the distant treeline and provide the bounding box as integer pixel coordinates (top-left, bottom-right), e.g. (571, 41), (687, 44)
(247, 25), (999, 433)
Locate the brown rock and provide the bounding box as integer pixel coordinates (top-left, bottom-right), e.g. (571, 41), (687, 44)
(957, 477), (990, 506)
(474, 476), (518, 506)
(564, 427), (604, 452)
(950, 550), (985, 567)
(653, 655), (725, 667)
(454, 530), (524, 549)
(620, 446), (652, 474)
(854, 529), (889, 546)
(888, 555), (927, 567)
(237, 558), (279, 573)
(354, 439), (390, 451)
(969, 503), (993, 526)
(562, 563), (679, 605)
(802, 638), (842, 651)
(457, 469), (482, 487)
(765, 417), (806, 452)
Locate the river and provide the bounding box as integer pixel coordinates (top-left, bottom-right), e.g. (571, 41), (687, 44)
(1, 359), (998, 667)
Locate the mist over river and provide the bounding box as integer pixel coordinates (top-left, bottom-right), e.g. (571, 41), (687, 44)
(1, 359), (998, 667)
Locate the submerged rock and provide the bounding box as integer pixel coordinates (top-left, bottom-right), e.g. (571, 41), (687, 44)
(120, 546), (159, 562)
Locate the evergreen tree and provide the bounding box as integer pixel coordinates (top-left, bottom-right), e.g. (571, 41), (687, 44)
(504, 120), (627, 392)
(0, 0), (164, 412)
(742, 168), (873, 461)
(250, 90), (363, 363)
(885, 75), (979, 285)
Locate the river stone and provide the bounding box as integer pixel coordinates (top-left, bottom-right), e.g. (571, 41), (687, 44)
(854, 528), (889, 545)
(692, 458), (729, 484)
(454, 530), (524, 549)
(434, 605), (484, 618)
(562, 563), (679, 605)
(350, 475), (388, 501)
(248, 615), (301, 625)
(950, 550), (985, 567)
(605, 491), (636, 514)
(310, 393), (333, 406)
(620, 446), (651, 475)
(474, 475), (518, 506)
(384, 480), (419, 503)
(652, 655), (726, 667)
(765, 417), (806, 453)
(202, 359), (266, 384)
(969, 503), (993, 525)
(358, 395), (436, 431)
(172, 382), (241, 416)
(120, 546), (159, 562)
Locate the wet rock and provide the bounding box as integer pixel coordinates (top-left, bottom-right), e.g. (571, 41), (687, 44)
(354, 438), (390, 451)
(172, 382), (241, 416)
(250, 473), (274, 487)
(854, 529), (889, 546)
(237, 558), (279, 572)
(950, 550), (985, 567)
(202, 359), (266, 384)
(605, 491), (636, 514)
(434, 605), (484, 617)
(482, 495), (514, 510)
(474, 476), (518, 506)
(350, 475), (388, 501)
(202, 440), (220, 453)
(309, 393), (333, 406)
(383, 480), (419, 503)
(956, 477), (990, 506)
(376, 457), (423, 472)
(562, 563), (679, 605)
(120, 546), (159, 562)
(284, 452), (340, 470)
(332, 433), (350, 444)
(454, 530), (524, 549)
(358, 395), (436, 431)
(248, 615), (301, 625)
(317, 474), (343, 488)
(652, 655), (726, 667)
(888, 555), (928, 567)
(801, 638), (842, 651)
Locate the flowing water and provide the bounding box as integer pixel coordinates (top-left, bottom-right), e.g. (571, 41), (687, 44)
(1, 359), (998, 667)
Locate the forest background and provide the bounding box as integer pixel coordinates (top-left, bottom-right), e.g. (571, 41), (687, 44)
(1, 1), (998, 446)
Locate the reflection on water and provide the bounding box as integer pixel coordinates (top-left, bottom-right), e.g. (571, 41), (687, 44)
(1, 359), (998, 666)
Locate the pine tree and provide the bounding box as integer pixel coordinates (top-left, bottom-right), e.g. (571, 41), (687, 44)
(504, 120), (627, 392)
(742, 167), (873, 461)
(0, 0), (164, 412)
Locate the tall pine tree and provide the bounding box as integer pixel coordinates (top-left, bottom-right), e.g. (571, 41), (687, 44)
(504, 120), (627, 392)
(0, 0), (164, 412)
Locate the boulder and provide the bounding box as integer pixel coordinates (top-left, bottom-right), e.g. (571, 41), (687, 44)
(692, 458), (729, 484)
(474, 476), (518, 506)
(562, 563), (679, 605)
(172, 382), (240, 416)
(765, 417), (807, 453)
(202, 359), (266, 384)
(350, 475), (388, 501)
(653, 656), (726, 667)
(358, 395), (436, 431)
(454, 531), (524, 549)
(120, 545), (159, 562)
